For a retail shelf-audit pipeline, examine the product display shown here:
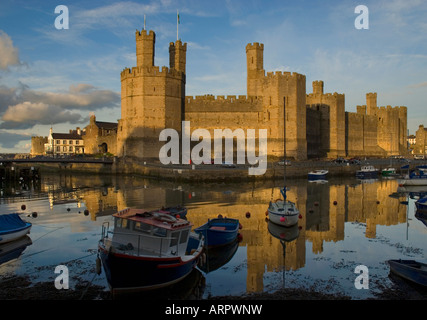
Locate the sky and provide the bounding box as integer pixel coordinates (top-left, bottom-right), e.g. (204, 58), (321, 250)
(0, 0), (426, 153)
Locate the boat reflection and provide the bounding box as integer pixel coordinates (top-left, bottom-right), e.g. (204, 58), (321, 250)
(110, 267), (206, 300)
(199, 238), (239, 274)
(0, 236), (32, 266)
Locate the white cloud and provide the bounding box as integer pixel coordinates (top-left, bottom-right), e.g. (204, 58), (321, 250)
(0, 83), (119, 129)
(0, 30), (21, 70)
(1, 101), (84, 129)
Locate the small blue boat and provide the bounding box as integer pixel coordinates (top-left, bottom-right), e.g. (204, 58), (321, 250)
(0, 214), (32, 244)
(415, 196), (427, 212)
(308, 169), (328, 180)
(388, 259), (427, 287)
(194, 218), (241, 247)
(356, 165), (379, 179)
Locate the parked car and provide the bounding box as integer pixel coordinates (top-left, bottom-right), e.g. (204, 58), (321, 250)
(221, 161), (236, 168)
(333, 157), (348, 164)
(278, 159), (291, 166)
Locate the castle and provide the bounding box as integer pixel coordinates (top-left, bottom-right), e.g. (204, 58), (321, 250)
(32, 28), (408, 161)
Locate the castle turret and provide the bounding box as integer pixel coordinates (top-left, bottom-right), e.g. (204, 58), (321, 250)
(312, 81), (324, 95)
(136, 29), (155, 67)
(169, 40), (187, 74)
(246, 43), (265, 96)
(366, 92), (377, 116)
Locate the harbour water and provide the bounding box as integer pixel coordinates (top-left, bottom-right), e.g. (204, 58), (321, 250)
(0, 172), (425, 299)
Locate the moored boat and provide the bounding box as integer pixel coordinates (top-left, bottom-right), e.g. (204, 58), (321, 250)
(356, 165), (379, 179)
(415, 196), (427, 212)
(0, 213), (32, 244)
(98, 208), (204, 294)
(268, 188), (301, 227)
(398, 169), (427, 186)
(308, 169), (328, 180)
(194, 217), (240, 247)
(381, 167), (397, 177)
(387, 259), (427, 287)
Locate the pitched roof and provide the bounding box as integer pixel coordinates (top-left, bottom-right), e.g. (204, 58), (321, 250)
(96, 121), (118, 130)
(52, 132), (83, 140)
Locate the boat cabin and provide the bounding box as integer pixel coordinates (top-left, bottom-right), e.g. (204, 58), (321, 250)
(111, 208), (193, 257)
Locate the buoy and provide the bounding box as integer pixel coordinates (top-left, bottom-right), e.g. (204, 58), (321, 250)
(237, 233), (243, 242)
(32, 212), (37, 218)
(176, 214), (180, 219)
(299, 214), (302, 219)
(67, 208), (70, 212)
(333, 201), (337, 205)
(265, 211), (269, 216)
(84, 209), (89, 216)
(245, 212), (250, 218)
(280, 216), (286, 222)
(239, 223), (243, 229)
(96, 257), (101, 275)
(376, 200), (380, 204)
(21, 204), (26, 210)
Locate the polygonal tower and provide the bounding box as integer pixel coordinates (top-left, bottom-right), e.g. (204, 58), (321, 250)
(117, 29), (186, 160)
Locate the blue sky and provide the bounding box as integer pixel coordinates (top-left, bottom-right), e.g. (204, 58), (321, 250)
(0, 0), (426, 153)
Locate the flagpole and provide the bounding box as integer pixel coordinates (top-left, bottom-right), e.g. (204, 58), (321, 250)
(177, 10), (179, 41)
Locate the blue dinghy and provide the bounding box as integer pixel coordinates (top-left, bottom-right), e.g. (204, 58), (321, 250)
(0, 214), (32, 244)
(388, 259), (427, 287)
(194, 217), (241, 247)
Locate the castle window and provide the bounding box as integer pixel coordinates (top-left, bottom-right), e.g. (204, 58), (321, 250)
(56, 146), (60, 152)
(75, 140), (79, 145)
(56, 140), (60, 145)
(69, 140), (73, 145)
(63, 140), (66, 144)
(69, 146), (73, 152)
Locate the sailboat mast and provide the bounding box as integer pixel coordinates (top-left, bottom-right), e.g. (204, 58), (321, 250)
(284, 97), (286, 187)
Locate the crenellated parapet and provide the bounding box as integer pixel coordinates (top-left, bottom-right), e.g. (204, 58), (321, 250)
(120, 65), (185, 80)
(186, 94), (263, 113)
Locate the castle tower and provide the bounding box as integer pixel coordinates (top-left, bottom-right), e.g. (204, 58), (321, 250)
(136, 29), (155, 67)
(312, 81), (324, 95)
(246, 43), (265, 97)
(117, 29), (186, 159)
(169, 40), (187, 73)
(366, 92), (377, 116)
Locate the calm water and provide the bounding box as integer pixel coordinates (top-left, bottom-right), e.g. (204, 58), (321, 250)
(0, 173), (426, 299)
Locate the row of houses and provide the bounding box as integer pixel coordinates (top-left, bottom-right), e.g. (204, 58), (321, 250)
(30, 115), (118, 156)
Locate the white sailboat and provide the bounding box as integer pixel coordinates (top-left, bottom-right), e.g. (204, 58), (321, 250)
(267, 99), (301, 227)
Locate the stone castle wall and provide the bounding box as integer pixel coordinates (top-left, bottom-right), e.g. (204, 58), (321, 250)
(30, 136), (48, 155)
(110, 29), (409, 162)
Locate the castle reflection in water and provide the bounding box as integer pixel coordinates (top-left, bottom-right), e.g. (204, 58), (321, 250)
(27, 173), (408, 293)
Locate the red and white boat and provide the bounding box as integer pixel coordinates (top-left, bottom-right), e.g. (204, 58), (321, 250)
(98, 208), (204, 294)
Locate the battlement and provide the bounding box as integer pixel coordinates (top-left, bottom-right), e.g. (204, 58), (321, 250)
(135, 29), (155, 39)
(186, 94), (262, 104)
(121, 65), (184, 79)
(264, 71), (305, 81)
(185, 94), (263, 113)
(307, 91), (344, 98)
(246, 42), (264, 50)
(169, 40), (187, 50)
